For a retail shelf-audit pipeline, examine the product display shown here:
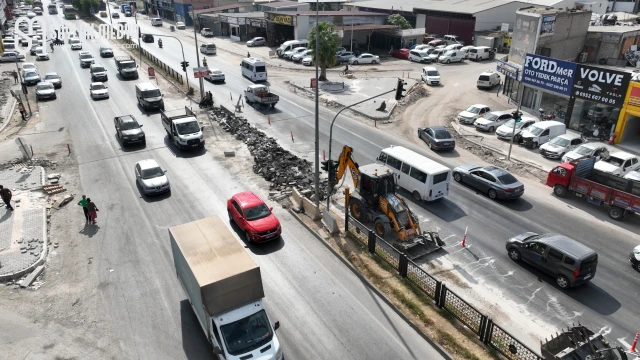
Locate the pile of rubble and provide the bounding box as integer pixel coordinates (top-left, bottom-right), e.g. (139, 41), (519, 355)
(1, 158), (58, 171)
(209, 106), (332, 200)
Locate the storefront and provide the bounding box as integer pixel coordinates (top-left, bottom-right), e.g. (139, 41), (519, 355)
(520, 53), (572, 123)
(615, 81), (640, 151)
(497, 59), (520, 101)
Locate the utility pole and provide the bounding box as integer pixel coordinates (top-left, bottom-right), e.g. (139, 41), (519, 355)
(134, 4), (141, 65)
(14, 62), (32, 116)
(507, 86), (524, 161)
(350, 12), (353, 52)
(314, 0), (320, 209)
(192, 5), (204, 98)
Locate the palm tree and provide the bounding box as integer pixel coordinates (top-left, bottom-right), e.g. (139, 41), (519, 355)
(308, 22), (340, 81)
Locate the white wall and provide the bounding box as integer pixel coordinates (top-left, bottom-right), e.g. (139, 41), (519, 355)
(297, 15), (311, 40)
(416, 14), (426, 28)
(475, 2), (533, 32)
(607, 1), (635, 12)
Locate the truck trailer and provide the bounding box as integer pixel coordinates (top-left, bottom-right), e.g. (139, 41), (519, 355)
(170, 216), (283, 360)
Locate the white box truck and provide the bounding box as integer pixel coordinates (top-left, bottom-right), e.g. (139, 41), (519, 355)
(170, 216), (283, 360)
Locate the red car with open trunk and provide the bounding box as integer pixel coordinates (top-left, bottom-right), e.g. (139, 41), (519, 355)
(227, 191), (282, 242)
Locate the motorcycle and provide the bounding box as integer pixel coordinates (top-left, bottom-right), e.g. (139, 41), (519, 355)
(199, 97), (213, 108)
(579, 123), (607, 142)
(158, 39), (163, 49)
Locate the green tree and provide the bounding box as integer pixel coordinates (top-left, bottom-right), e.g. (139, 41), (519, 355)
(311, 2), (331, 11)
(308, 21), (340, 81)
(71, 0), (100, 16)
(387, 14), (412, 29)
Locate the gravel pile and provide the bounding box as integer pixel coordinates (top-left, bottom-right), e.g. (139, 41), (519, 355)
(209, 106), (331, 200)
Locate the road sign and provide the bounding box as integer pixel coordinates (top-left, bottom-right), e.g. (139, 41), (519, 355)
(193, 67), (210, 78)
(501, 23), (509, 32)
(15, 137), (32, 160)
(148, 66), (155, 77)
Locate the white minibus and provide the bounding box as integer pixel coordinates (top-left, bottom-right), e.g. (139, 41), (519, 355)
(241, 57), (267, 82)
(377, 146), (451, 201)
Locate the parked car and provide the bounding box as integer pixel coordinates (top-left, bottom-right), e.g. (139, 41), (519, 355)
(175, 21), (185, 29)
(0, 52), (25, 62)
(90, 82), (109, 100)
(562, 142), (610, 163)
(292, 49), (312, 63)
(520, 121), (566, 149)
(477, 70), (501, 89)
(43, 72), (61, 88)
(35, 47), (49, 61)
(390, 48), (410, 59)
(302, 55), (313, 66)
(205, 68), (225, 83)
(79, 51), (94, 68)
(22, 70), (41, 85)
(418, 126), (455, 151)
(460, 45), (475, 59)
(496, 117), (537, 140)
(30, 44), (40, 56)
(453, 165), (524, 200)
(284, 46), (306, 60)
(413, 44), (432, 51)
(623, 170), (640, 181)
(409, 49), (432, 63)
(421, 66), (440, 85)
(445, 44), (463, 51)
(35, 81), (56, 100)
(246, 36), (266, 46)
(135, 159), (169, 195)
(594, 151), (640, 176)
(427, 48), (445, 62)
(336, 51), (355, 64)
(539, 133), (584, 159)
(349, 53), (379, 65)
(26, 11), (36, 18)
(21, 63), (38, 74)
(115, 115), (145, 146)
(630, 245), (640, 272)
(444, 35), (464, 45)
(428, 39), (446, 47)
(469, 46), (495, 60)
(100, 11), (107, 17)
(506, 232), (598, 288)
(458, 104), (491, 124)
(227, 191), (282, 243)
(200, 28), (214, 37)
(69, 38), (82, 50)
(99, 46), (114, 57)
(111, 12), (119, 18)
(474, 111), (512, 132)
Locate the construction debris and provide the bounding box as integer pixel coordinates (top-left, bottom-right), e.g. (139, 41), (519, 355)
(42, 185), (66, 195)
(210, 106), (331, 200)
(51, 194), (74, 208)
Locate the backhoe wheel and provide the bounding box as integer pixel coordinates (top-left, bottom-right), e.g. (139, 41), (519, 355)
(349, 197), (365, 221)
(374, 218), (391, 237)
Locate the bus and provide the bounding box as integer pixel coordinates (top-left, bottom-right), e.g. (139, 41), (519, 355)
(241, 57), (267, 82)
(47, 3), (58, 14)
(63, 5), (76, 19)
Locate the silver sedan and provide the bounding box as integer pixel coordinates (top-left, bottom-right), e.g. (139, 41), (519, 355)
(453, 165), (524, 200)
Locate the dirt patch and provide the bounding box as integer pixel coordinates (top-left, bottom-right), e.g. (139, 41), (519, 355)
(392, 83), (430, 120)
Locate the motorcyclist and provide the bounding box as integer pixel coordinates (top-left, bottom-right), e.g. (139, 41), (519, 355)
(50, 41), (54, 52)
(344, 64), (349, 74)
(203, 57), (207, 67)
(158, 39), (163, 48)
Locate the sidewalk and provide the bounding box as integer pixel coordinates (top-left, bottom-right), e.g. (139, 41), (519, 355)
(0, 164), (47, 282)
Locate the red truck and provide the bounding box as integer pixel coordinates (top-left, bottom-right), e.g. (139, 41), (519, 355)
(546, 157), (640, 220)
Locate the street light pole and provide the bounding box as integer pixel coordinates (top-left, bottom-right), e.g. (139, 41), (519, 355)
(14, 62), (32, 116)
(191, 5), (204, 98)
(326, 89), (395, 209)
(507, 85), (525, 161)
(314, 0), (320, 209)
(134, 5), (141, 65)
(106, 0), (113, 24)
(350, 12), (353, 52)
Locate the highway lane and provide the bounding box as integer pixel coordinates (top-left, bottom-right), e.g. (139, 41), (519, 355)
(26, 12), (449, 359)
(109, 17), (640, 346)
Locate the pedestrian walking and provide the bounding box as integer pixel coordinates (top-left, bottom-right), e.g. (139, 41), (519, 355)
(12, 70), (18, 84)
(86, 198), (99, 224)
(77, 195), (90, 223)
(247, 52), (251, 58)
(0, 185), (13, 211)
(497, 81), (502, 97)
(18, 102), (26, 121)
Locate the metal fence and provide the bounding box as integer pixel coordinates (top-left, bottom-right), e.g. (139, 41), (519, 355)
(120, 36), (184, 85)
(343, 210), (543, 360)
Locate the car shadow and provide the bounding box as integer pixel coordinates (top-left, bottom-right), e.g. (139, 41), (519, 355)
(511, 260), (621, 315)
(163, 137), (207, 158)
(115, 134), (147, 152)
(244, 103), (282, 115)
(550, 191), (640, 229)
(136, 181), (172, 202)
(227, 217), (284, 255)
(180, 299), (216, 359)
(499, 197), (533, 211)
(432, 149), (460, 158)
(115, 73), (140, 81)
(397, 188), (467, 222)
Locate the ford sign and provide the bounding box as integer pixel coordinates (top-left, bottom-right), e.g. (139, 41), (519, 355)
(522, 53), (576, 96)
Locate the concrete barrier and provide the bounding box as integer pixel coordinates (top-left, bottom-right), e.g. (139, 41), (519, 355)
(322, 208), (339, 234)
(290, 187), (303, 212)
(301, 196), (321, 220)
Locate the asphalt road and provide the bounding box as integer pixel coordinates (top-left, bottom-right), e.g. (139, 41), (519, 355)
(0, 11), (450, 360)
(107, 15), (640, 348)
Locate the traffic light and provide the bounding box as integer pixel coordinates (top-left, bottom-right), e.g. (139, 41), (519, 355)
(181, 61), (189, 72)
(511, 110), (522, 122)
(321, 160), (329, 172)
(138, 28), (141, 38)
(395, 78), (407, 101)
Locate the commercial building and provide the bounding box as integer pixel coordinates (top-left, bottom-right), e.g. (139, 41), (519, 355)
(198, 11), (267, 41)
(614, 81), (640, 149)
(585, 26), (640, 66)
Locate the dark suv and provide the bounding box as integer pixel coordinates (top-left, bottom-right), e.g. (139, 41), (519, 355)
(506, 233), (598, 289)
(114, 115), (145, 146)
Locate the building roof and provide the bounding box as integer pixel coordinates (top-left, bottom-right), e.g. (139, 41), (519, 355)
(344, 0), (433, 12)
(519, 6), (590, 15)
(335, 24), (398, 31)
(201, 11), (265, 19)
(414, 0), (528, 15)
(193, 3), (247, 15)
(265, 10), (388, 16)
(261, 1), (300, 7)
(588, 25), (640, 34)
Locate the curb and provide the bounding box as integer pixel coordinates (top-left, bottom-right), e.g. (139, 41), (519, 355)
(288, 209), (453, 360)
(0, 96), (17, 134)
(0, 166), (48, 282)
(287, 81), (396, 121)
(450, 121), (548, 173)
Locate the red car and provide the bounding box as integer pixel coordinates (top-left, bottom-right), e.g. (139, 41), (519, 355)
(227, 191), (282, 242)
(390, 48), (410, 59)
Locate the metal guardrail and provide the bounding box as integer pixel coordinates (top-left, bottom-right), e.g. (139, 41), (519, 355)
(343, 210), (543, 360)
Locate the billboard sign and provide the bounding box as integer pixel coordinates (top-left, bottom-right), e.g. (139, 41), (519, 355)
(509, 12), (540, 65)
(572, 65), (631, 107)
(540, 16), (556, 37)
(496, 59), (519, 80)
(522, 53), (576, 96)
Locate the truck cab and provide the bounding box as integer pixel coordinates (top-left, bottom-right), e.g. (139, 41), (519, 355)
(161, 107), (205, 150)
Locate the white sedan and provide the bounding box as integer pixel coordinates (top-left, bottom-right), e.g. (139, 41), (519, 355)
(205, 69), (225, 83)
(176, 21), (185, 29)
(348, 53), (380, 65)
(35, 47), (49, 61)
(90, 82), (109, 100)
(302, 55), (313, 66)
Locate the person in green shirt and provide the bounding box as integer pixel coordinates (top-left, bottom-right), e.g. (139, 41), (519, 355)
(78, 195), (90, 223)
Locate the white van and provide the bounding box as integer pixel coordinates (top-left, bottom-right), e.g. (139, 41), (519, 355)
(520, 120), (566, 149)
(377, 146), (451, 202)
(444, 35), (463, 45)
(241, 57), (267, 82)
(439, 50), (465, 64)
(276, 39), (308, 57)
(199, 43), (216, 55)
(151, 18), (162, 26)
(469, 46), (494, 61)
